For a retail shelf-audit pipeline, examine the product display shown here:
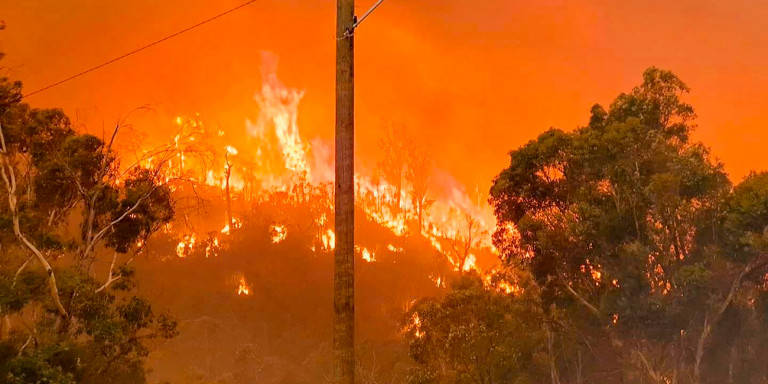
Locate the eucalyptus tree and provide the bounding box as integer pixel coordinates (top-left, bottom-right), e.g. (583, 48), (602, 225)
(490, 68), (768, 383)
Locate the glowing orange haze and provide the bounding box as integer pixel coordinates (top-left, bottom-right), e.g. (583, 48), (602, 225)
(2, 0), (768, 191)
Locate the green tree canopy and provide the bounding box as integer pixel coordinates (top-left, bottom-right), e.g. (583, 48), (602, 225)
(489, 67), (768, 383)
(0, 41), (178, 384)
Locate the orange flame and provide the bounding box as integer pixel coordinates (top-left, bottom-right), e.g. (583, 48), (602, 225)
(406, 313), (425, 339)
(149, 63), (509, 285)
(270, 224), (287, 244)
(176, 234), (196, 258)
(237, 275), (251, 296)
(355, 246), (376, 263)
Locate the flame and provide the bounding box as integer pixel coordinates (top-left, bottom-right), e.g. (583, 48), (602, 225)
(387, 244), (404, 253)
(429, 274), (445, 288)
(462, 254), (477, 272)
(482, 271), (522, 295)
(246, 54), (310, 179)
(205, 236), (220, 258)
(320, 228), (335, 251)
(176, 234), (196, 258)
(270, 224), (287, 244)
(221, 218), (243, 235)
(356, 246), (376, 262)
(237, 275), (251, 296)
(406, 313), (425, 339)
(148, 63), (506, 288)
(496, 280), (520, 294)
(580, 259), (603, 286)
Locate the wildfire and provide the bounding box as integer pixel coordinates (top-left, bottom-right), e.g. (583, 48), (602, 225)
(270, 224), (288, 244)
(430, 274), (446, 288)
(387, 244), (404, 253)
(356, 246), (376, 262)
(221, 218), (242, 235)
(176, 234), (196, 258)
(463, 254), (478, 272)
(580, 259), (603, 286)
(406, 313), (425, 339)
(149, 62), (508, 294)
(320, 228), (335, 251)
(482, 271), (522, 295)
(247, 54), (311, 178)
(205, 236), (221, 258)
(237, 275), (251, 296)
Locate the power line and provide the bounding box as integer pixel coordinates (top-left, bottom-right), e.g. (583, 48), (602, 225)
(23, 0), (257, 99)
(354, 0), (386, 30)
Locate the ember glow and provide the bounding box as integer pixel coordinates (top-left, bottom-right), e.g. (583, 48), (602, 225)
(237, 275), (251, 296)
(387, 244), (404, 253)
(220, 218), (242, 236)
(405, 313), (425, 339)
(269, 224), (287, 244)
(175, 234), (196, 258)
(356, 246), (376, 263)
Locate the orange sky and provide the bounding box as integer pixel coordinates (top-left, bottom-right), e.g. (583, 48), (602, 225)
(2, 0), (767, 192)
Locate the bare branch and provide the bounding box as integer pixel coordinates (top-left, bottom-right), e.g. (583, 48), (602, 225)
(560, 274), (601, 316)
(95, 252), (122, 293)
(12, 254), (34, 286)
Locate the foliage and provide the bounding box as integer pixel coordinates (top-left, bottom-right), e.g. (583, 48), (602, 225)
(404, 272), (546, 384)
(488, 67), (768, 383)
(0, 42), (177, 383)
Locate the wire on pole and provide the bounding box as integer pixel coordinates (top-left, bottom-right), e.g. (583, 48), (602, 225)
(353, 0), (386, 30)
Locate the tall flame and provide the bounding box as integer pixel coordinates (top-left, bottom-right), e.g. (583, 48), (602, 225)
(247, 53), (310, 179)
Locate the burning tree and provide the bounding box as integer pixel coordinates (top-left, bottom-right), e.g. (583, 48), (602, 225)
(405, 139), (433, 235)
(378, 124), (410, 217)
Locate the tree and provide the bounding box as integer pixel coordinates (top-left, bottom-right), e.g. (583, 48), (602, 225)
(378, 124), (409, 216)
(446, 212), (484, 274)
(403, 272), (546, 384)
(489, 67), (768, 383)
(0, 47), (178, 383)
(405, 141), (433, 234)
(225, 146), (237, 231)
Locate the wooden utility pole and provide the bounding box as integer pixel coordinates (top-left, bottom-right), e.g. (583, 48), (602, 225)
(334, 0), (355, 383)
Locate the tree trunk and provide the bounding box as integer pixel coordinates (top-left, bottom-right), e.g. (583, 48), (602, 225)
(417, 201), (423, 235)
(334, 1), (355, 384)
(694, 258), (765, 383)
(0, 125), (68, 318)
(225, 154), (234, 231)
